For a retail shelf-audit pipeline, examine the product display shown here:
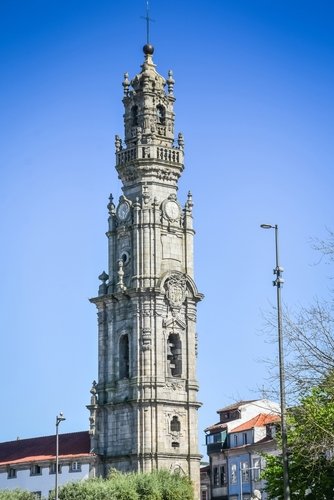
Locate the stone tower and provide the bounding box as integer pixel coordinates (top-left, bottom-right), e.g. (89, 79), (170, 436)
(87, 44), (203, 495)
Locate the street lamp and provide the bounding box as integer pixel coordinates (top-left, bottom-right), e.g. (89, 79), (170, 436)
(55, 412), (66, 500)
(239, 463), (261, 500)
(260, 224), (290, 500)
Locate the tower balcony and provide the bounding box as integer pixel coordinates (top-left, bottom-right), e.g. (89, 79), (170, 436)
(116, 144), (184, 167)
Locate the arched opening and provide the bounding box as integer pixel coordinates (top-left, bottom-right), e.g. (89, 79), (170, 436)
(156, 105), (165, 125)
(119, 334), (129, 379)
(171, 416), (181, 432)
(167, 333), (182, 377)
(121, 251), (129, 265)
(131, 106), (138, 126)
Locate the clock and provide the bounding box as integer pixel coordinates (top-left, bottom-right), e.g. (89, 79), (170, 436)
(117, 201), (130, 221)
(165, 200), (180, 221)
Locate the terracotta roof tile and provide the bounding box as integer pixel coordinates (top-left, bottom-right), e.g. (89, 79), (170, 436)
(231, 414), (280, 433)
(0, 431), (91, 467)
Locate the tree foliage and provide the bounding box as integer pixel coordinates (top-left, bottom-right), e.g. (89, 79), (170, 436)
(262, 233), (334, 497)
(57, 469), (194, 500)
(0, 491), (36, 500)
(263, 372), (334, 499)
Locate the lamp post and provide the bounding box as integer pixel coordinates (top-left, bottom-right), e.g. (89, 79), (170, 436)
(239, 462), (246, 500)
(260, 224), (290, 500)
(239, 463), (261, 500)
(55, 412), (66, 500)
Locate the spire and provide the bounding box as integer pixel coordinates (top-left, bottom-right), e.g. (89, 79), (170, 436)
(115, 42), (184, 199)
(141, 0), (155, 47)
(121, 45), (175, 147)
(141, 0), (155, 72)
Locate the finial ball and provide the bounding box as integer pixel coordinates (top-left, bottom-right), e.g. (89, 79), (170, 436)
(143, 44), (154, 55)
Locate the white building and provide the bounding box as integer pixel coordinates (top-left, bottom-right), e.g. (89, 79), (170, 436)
(0, 431), (94, 498)
(203, 400), (280, 500)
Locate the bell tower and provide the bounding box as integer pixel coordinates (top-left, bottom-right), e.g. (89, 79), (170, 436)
(87, 44), (203, 496)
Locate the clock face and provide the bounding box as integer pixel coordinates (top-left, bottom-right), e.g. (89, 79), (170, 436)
(117, 201), (130, 221)
(165, 201), (179, 220)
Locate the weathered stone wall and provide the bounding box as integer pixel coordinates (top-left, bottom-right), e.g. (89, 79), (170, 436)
(88, 45), (202, 499)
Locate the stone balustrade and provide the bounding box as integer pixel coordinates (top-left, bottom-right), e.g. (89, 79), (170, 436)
(117, 145), (183, 166)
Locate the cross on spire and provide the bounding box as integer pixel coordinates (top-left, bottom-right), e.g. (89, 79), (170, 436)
(141, 0), (155, 45)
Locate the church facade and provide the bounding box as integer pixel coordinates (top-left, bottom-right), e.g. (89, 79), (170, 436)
(87, 43), (203, 494)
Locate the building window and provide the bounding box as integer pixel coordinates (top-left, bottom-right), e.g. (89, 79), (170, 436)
(243, 432), (248, 445)
(170, 416), (181, 432)
(8, 467), (16, 479)
(267, 423), (277, 438)
(252, 457), (261, 481)
(233, 434), (238, 446)
(171, 441), (180, 448)
(213, 466), (219, 487)
(49, 463), (62, 474)
(206, 431), (225, 445)
(220, 465), (227, 486)
(31, 464), (42, 476)
(156, 105), (165, 125)
(167, 333), (182, 377)
(241, 461), (250, 482)
(131, 105), (138, 126)
(230, 463), (237, 484)
(119, 334), (129, 378)
(201, 490), (208, 500)
(70, 461), (81, 472)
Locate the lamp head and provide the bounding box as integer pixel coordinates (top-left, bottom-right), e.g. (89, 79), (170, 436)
(260, 224), (274, 229)
(56, 412), (66, 423)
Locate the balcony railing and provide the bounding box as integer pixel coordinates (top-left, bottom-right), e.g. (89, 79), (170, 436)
(117, 145), (183, 166)
(207, 442), (226, 454)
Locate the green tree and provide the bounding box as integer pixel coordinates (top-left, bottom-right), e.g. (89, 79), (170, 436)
(154, 469), (193, 500)
(263, 372), (334, 499)
(57, 469), (193, 500)
(0, 490), (36, 500)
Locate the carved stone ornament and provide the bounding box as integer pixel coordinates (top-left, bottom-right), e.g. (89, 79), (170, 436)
(165, 274), (186, 309)
(90, 380), (98, 404)
(118, 234), (130, 250)
(141, 327), (151, 351)
(166, 381), (183, 391)
(169, 463), (186, 475)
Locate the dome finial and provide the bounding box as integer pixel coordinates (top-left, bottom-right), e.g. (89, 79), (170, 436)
(143, 43), (154, 56)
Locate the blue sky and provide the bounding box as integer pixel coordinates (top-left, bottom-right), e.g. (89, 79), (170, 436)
(1, 0), (333, 460)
